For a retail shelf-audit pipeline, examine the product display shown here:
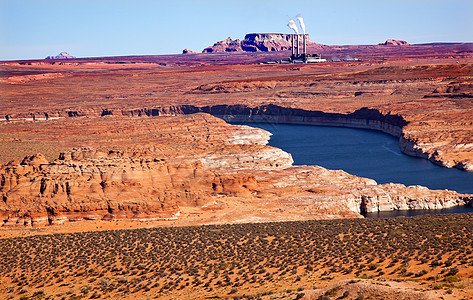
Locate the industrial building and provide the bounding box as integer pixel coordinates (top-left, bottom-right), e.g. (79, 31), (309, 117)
(290, 34), (326, 63)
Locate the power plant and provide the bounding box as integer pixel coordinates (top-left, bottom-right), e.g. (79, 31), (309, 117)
(260, 17), (342, 64)
(287, 16), (326, 63)
(263, 17), (327, 64)
(290, 33), (326, 63)
(262, 33), (327, 64)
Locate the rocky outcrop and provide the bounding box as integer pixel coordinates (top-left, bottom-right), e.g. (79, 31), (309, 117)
(399, 131), (473, 171)
(0, 115), (293, 226)
(2, 101), (472, 172)
(360, 184), (469, 213)
(0, 114), (470, 227)
(1, 150), (186, 225)
(241, 33), (308, 52)
(2, 148), (469, 227)
(379, 39), (409, 46)
(45, 52), (76, 59)
(203, 37), (243, 53)
(0, 148), (281, 226)
(182, 48), (197, 54)
(202, 33), (315, 53)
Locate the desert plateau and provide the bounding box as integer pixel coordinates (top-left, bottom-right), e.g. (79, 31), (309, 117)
(1, 31), (473, 299)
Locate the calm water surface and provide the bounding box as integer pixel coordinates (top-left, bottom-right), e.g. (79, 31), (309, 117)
(238, 122), (473, 217)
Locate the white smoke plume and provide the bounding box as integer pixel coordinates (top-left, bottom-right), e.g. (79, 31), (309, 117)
(287, 19), (298, 34)
(296, 14), (306, 34)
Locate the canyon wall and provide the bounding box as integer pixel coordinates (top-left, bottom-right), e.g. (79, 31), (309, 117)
(2, 103), (472, 172)
(1, 104), (407, 137)
(2, 147), (470, 227)
(1, 113), (471, 227)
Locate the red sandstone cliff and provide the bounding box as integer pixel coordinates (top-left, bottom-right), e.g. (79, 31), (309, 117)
(379, 39), (409, 46)
(202, 33), (315, 53)
(0, 114), (470, 227)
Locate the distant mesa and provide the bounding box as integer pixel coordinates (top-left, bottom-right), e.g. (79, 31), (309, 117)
(202, 33), (316, 53)
(203, 37), (243, 53)
(45, 52), (76, 59)
(182, 48), (197, 54)
(379, 39), (409, 46)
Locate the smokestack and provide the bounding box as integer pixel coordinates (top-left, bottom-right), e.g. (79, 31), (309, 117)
(303, 34), (306, 57)
(291, 34), (295, 58)
(297, 34), (300, 56)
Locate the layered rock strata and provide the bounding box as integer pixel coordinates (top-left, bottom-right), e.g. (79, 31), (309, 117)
(2, 61), (471, 172)
(202, 33), (315, 53)
(0, 114), (470, 227)
(18, 103), (467, 171)
(1, 102), (472, 171)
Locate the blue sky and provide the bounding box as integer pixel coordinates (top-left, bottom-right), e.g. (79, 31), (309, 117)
(1, 0), (472, 60)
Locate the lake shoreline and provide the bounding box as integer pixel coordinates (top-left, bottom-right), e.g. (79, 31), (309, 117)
(233, 121), (473, 216)
(218, 110), (472, 172)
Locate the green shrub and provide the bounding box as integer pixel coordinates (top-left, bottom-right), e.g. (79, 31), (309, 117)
(444, 275), (461, 283)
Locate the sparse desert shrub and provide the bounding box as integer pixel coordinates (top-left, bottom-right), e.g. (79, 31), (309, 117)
(325, 285), (341, 296)
(431, 283), (442, 290)
(0, 214), (472, 299)
(415, 269), (428, 277)
(444, 275), (461, 283)
(295, 293), (304, 299)
(446, 267), (459, 276)
(32, 290), (45, 298)
(89, 291), (102, 299)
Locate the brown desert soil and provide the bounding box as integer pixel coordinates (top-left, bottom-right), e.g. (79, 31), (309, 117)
(1, 214), (473, 299)
(1, 43), (473, 299)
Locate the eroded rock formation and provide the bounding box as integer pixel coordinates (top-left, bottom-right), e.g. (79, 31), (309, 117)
(379, 39), (409, 46)
(182, 48), (197, 54)
(0, 114), (470, 227)
(45, 52), (76, 59)
(202, 33), (315, 53)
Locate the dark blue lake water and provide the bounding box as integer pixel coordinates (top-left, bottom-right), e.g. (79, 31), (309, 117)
(237, 122), (473, 217)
